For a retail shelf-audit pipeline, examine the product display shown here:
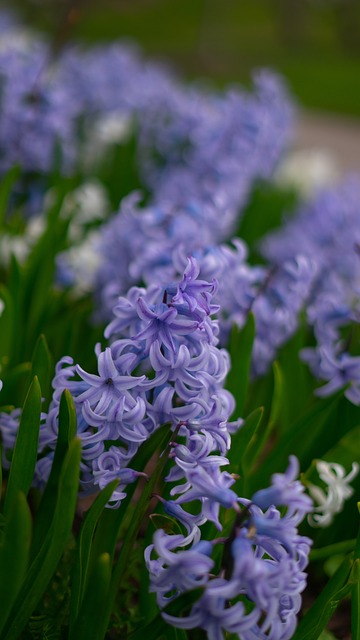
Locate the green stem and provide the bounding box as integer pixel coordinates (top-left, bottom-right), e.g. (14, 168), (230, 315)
(351, 506), (360, 640)
(310, 539), (356, 561)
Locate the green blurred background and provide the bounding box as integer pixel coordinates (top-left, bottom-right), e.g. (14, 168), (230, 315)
(6, 0), (360, 116)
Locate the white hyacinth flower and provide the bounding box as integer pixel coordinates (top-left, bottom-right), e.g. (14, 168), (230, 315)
(0, 215), (45, 268)
(0, 233), (30, 266)
(92, 112), (133, 146)
(307, 460), (359, 527)
(59, 180), (110, 243)
(275, 148), (340, 199)
(83, 111), (133, 171)
(57, 229), (102, 297)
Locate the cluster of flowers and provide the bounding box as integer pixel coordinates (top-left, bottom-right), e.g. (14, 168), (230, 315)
(1, 13), (322, 379)
(4, 11), (360, 401)
(1, 259), (238, 501)
(95, 193), (317, 377)
(0, 259), (314, 638)
(0, 16), (292, 209)
(262, 177), (360, 403)
(146, 456), (313, 640)
(0, 11), (358, 640)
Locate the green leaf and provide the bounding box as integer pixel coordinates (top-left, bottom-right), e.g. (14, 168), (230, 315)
(0, 166), (20, 228)
(292, 554), (354, 640)
(310, 539), (357, 562)
(129, 588), (204, 640)
(0, 492), (32, 633)
(2, 438), (81, 640)
(69, 479), (118, 627)
(58, 387), (78, 443)
(352, 516), (360, 640)
(245, 361), (284, 473)
(315, 424), (360, 471)
(277, 322), (313, 433)
(130, 422), (173, 475)
(96, 423), (176, 639)
(30, 334), (53, 404)
(236, 182), (298, 257)
(3, 376), (42, 516)
(149, 513), (184, 536)
(7, 255), (24, 366)
(226, 315), (255, 417)
(267, 361), (284, 429)
(0, 362), (32, 409)
(227, 406), (264, 493)
(89, 422), (172, 565)
(95, 129), (143, 209)
(69, 553), (112, 640)
(0, 285), (14, 364)
(172, 629), (188, 640)
(21, 190), (69, 353)
(249, 388), (344, 493)
(30, 389), (77, 558)
(128, 613), (171, 640)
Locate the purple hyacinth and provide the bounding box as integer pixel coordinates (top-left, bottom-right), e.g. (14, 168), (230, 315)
(0, 37), (80, 175)
(261, 177), (360, 403)
(146, 457), (313, 640)
(0, 258), (241, 506)
(95, 195), (315, 378)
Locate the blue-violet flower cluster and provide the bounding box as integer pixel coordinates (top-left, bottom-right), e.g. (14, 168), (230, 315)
(262, 177), (360, 403)
(146, 456), (313, 640)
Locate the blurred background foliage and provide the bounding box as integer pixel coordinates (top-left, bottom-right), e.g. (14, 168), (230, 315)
(4, 0), (360, 117)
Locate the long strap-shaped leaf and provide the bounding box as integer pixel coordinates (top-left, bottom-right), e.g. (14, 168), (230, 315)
(69, 479), (118, 630)
(0, 492), (32, 633)
(88, 423), (172, 569)
(292, 554), (355, 640)
(3, 376), (41, 516)
(30, 334), (53, 407)
(249, 387), (344, 493)
(0, 285), (14, 364)
(0, 166), (20, 229)
(97, 424), (177, 639)
(2, 438), (81, 640)
(352, 509), (360, 640)
(226, 315), (255, 418)
(227, 406), (264, 496)
(129, 589), (204, 640)
(6, 255), (24, 368)
(69, 553), (112, 640)
(30, 388), (77, 558)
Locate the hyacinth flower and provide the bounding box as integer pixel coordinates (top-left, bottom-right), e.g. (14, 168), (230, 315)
(0, 257), (241, 506)
(93, 187), (317, 378)
(146, 457), (313, 640)
(0, 19), (293, 223)
(274, 148), (340, 199)
(261, 177), (360, 404)
(137, 68), (293, 236)
(58, 66), (293, 310)
(213, 251), (317, 377)
(0, 35), (80, 176)
(307, 460), (359, 527)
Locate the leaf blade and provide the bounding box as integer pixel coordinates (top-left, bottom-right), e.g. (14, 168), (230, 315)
(0, 492), (32, 633)
(3, 438), (81, 640)
(3, 376), (41, 516)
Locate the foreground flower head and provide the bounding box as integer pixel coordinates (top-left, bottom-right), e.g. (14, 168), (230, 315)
(146, 457), (313, 640)
(0, 257), (240, 508)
